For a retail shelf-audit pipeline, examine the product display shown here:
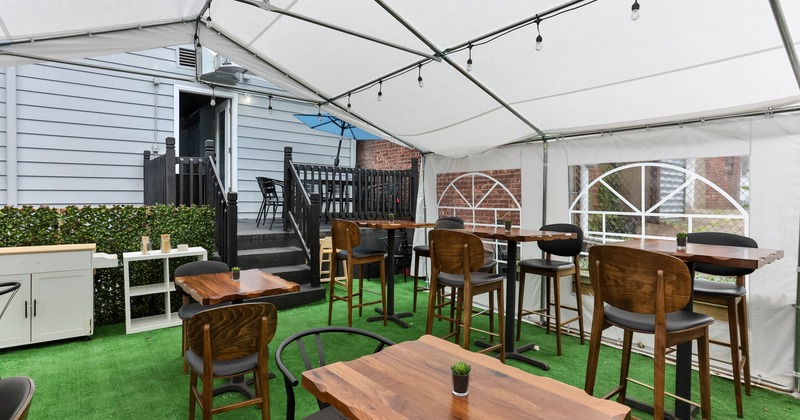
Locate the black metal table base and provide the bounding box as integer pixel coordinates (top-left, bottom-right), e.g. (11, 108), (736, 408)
(368, 307), (412, 328)
(474, 340), (550, 370)
(623, 397), (697, 420)
(213, 375), (253, 398)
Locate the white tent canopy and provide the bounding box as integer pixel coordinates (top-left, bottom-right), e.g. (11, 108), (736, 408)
(2, 0), (799, 157)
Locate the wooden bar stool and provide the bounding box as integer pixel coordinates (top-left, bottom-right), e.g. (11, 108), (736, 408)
(689, 232), (757, 418)
(517, 223), (584, 356)
(412, 216), (465, 312)
(585, 245), (713, 420)
(425, 229), (505, 361)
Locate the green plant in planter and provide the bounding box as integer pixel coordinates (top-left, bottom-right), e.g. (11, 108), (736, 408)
(232, 266), (241, 279)
(676, 232), (688, 248)
(387, 213), (396, 222)
(451, 361), (471, 376)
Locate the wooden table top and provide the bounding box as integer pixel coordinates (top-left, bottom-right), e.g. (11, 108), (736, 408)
(175, 269), (300, 305)
(353, 220), (436, 230)
(302, 335), (631, 420)
(613, 238), (784, 270)
(463, 227), (576, 243)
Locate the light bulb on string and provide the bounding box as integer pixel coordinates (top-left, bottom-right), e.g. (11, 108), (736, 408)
(378, 81), (383, 101)
(205, 16), (212, 28)
(347, 93), (352, 111)
(631, 1), (640, 21)
(466, 45), (473, 72)
(417, 64), (424, 88)
(268, 95), (273, 115)
(210, 87), (216, 106)
(317, 105), (323, 121)
(535, 18), (543, 51)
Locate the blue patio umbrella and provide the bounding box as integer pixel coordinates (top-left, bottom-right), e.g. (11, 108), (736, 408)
(294, 113), (381, 166)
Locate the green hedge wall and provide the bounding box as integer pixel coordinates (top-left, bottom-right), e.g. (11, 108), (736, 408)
(0, 204), (215, 326)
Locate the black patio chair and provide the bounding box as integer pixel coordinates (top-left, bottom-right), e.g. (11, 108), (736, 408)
(256, 176), (284, 229)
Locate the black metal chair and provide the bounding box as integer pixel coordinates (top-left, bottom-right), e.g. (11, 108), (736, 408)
(256, 176), (284, 229)
(688, 232), (757, 418)
(0, 376), (35, 420)
(516, 223), (585, 356)
(175, 260), (231, 373)
(275, 326), (395, 420)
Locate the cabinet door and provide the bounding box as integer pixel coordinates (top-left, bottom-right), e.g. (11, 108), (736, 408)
(31, 270), (93, 343)
(0, 274), (31, 349)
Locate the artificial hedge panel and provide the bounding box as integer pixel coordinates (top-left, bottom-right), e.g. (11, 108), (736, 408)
(0, 204), (215, 326)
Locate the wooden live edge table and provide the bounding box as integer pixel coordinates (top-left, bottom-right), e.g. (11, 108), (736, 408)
(614, 238), (784, 419)
(464, 227), (576, 371)
(352, 220), (435, 328)
(302, 334), (631, 420)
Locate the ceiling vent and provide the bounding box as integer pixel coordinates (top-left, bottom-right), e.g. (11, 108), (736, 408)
(198, 48), (245, 86)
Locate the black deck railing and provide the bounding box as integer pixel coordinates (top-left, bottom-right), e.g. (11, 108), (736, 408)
(143, 137), (237, 266)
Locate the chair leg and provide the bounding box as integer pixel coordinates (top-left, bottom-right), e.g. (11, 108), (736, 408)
(516, 271), (527, 341)
(584, 315), (605, 395)
(619, 330), (634, 405)
(256, 199), (267, 227)
(727, 298), (744, 418)
(182, 319), (189, 374)
(425, 279), (437, 335)
(553, 275), (563, 356)
(739, 296), (752, 396)
(413, 254), (423, 312)
(544, 276), (552, 334)
(257, 367), (270, 420)
(188, 372), (198, 420)
(379, 260), (388, 326)
(652, 332), (666, 420)
(496, 286), (506, 363)
(573, 271), (585, 345)
(201, 372), (213, 420)
(461, 290), (473, 351)
(269, 203), (278, 230)
(698, 330), (712, 420)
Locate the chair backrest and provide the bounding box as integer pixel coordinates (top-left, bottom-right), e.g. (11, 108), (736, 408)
(186, 302), (278, 362)
(275, 326), (395, 420)
(538, 223), (584, 257)
(429, 229), (485, 275)
(256, 176), (281, 202)
(174, 260), (230, 297)
(332, 219), (361, 251)
(435, 216), (465, 229)
(687, 232), (758, 277)
(0, 376), (35, 420)
(589, 245), (692, 315)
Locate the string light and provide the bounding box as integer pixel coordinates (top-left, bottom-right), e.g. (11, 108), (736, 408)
(205, 16), (212, 28)
(347, 93), (352, 111)
(535, 17), (543, 51)
(210, 87), (216, 106)
(630, 1), (640, 21)
(377, 81), (383, 101)
(417, 64), (424, 88)
(268, 95), (273, 114)
(317, 105), (322, 121)
(466, 45), (473, 72)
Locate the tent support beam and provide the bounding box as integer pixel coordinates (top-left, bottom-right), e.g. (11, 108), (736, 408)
(374, 0), (548, 138)
(769, 0), (800, 92)
(233, 0), (439, 62)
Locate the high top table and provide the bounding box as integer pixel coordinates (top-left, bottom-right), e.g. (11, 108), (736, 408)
(302, 334), (631, 419)
(353, 220), (435, 328)
(614, 238), (783, 419)
(463, 227), (576, 370)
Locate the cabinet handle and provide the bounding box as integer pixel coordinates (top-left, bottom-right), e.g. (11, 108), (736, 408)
(33, 299), (37, 317)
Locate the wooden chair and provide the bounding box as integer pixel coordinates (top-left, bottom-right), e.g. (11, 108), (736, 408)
(328, 219), (387, 327)
(426, 229), (505, 361)
(0, 376), (35, 420)
(411, 217), (464, 312)
(319, 236), (346, 284)
(689, 232), (757, 418)
(585, 245), (713, 420)
(275, 326), (395, 420)
(175, 260), (231, 373)
(517, 223), (585, 355)
(185, 302), (277, 420)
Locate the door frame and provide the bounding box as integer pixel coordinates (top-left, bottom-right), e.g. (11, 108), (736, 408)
(173, 84), (239, 193)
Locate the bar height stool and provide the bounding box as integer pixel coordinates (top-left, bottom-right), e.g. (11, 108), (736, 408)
(517, 223), (585, 356)
(412, 216), (465, 312)
(688, 232), (757, 418)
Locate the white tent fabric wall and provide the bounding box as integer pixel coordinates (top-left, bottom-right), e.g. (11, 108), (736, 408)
(416, 114), (800, 390)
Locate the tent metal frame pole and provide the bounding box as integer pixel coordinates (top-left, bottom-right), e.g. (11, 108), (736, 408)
(233, 0), (439, 62)
(374, 0), (547, 138)
(769, 0), (800, 91)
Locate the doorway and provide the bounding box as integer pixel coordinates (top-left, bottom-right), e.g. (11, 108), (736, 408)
(177, 89), (236, 192)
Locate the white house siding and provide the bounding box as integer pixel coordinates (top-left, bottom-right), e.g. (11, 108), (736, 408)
(0, 47), (344, 216)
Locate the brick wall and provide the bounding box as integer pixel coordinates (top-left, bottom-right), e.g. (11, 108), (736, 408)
(437, 170), (522, 226)
(356, 140), (421, 170)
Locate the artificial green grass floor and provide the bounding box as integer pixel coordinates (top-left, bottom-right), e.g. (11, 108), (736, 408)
(2, 277), (798, 419)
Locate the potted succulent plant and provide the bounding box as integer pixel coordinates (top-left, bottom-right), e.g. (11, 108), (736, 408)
(676, 232), (688, 250)
(451, 361), (471, 397)
(387, 213), (396, 223)
(503, 220), (513, 232)
(232, 266), (241, 280)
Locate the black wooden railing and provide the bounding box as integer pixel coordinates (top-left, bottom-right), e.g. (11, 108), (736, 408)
(143, 137), (237, 266)
(283, 148), (321, 288)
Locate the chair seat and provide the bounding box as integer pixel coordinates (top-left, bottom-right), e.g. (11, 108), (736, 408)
(693, 279), (746, 297)
(438, 271), (504, 288)
(185, 349), (259, 377)
(413, 244), (430, 256)
(336, 246), (385, 260)
(178, 301), (230, 320)
(605, 306), (713, 333)
(519, 258), (575, 271)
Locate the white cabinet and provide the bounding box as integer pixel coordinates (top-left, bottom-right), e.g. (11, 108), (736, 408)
(122, 247), (207, 334)
(0, 244), (112, 350)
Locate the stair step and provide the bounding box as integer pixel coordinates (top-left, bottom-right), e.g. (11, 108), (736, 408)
(238, 246), (306, 269)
